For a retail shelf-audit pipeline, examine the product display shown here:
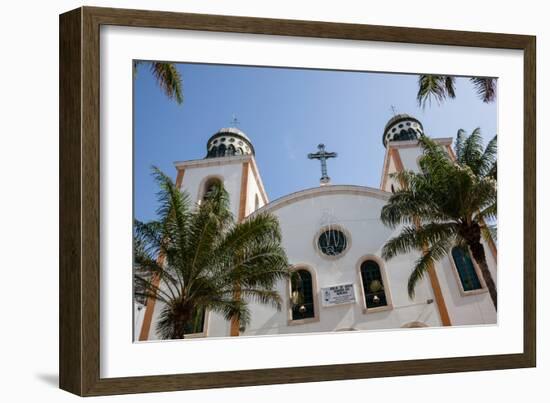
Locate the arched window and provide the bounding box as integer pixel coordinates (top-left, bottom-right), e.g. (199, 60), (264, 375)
(290, 269), (315, 320)
(217, 143), (227, 157)
(227, 144), (236, 156)
(360, 260), (388, 309)
(451, 246), (482, 291)
(202, 177), (222, 202)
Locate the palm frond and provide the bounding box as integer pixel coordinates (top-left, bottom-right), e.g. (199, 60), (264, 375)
(408, 237), (453, 299)
(382, 170), (451, 227)
(208, 298), (251, 328)
(466, 176), (497, 217)
(418, 134), (453, 164)
(133, 274), (175, 304)
(381, 131), (497, 303)
(220, 212), (282, 251)
(133, 219), (164, 258)
(240, 288), (283, 311)
(470, 77), (497, 103)
(150, 62), (184, 104)
(458, 128), (484, 173)
(133, 60), (142, 77)
(382, 223), (457, 261)
(184, 185), (233, 282)
(417, 75), (452, 108)
(476, 199), (497, 223)
(156, 300), (190, 339)
(444, 76), (457, 99)
(454, 129), (467, 161)
(480, 222), (498, 244)
(478, 135), (497, 177)
(151, 166), (190, 227)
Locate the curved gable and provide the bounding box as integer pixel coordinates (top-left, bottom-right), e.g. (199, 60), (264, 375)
(252, 185), (390, 216)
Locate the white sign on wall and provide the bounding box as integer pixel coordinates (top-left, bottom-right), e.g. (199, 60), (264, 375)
(321, 283), (356, 307)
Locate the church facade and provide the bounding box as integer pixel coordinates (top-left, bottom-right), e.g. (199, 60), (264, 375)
(135, 114), (497, 341)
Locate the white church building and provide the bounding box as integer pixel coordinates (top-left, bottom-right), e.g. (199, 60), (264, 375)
(136, 114), (497, 341)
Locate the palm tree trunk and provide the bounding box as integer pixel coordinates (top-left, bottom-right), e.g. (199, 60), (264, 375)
(230, 284), (241, 336)
(173, 310), (191, 339)
(469, 241), (497, 310)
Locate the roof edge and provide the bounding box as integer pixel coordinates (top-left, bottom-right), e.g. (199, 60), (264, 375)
(250, 185), (390, 217)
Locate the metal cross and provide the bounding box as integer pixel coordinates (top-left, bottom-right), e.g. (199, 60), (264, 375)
(308, 144), (337, 185)
(230, 114), (240, 127)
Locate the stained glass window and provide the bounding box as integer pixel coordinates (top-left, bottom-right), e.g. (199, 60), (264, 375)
(360, 260), (388, 308)
(451, 247), (482, 291)
(290, 270), (315, 320)
(318, 229), (347, 256)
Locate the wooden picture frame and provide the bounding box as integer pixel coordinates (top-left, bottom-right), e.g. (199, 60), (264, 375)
(59, 6), (536, 396)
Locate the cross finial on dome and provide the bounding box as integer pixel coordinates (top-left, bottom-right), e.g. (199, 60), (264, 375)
(390, 105), (398, 116)
(230, 114), (240, 128)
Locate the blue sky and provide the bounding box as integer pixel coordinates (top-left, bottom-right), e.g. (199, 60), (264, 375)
(134, 62), (497, 223)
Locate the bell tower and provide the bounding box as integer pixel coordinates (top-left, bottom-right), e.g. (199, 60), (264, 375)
(380, 113), (454, 192)
(139, 125), (269, 341)
(174, 126), (268, 221)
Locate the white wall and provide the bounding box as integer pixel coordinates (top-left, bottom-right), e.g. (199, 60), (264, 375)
(399, 146), (423, 171)
(208, 185), (494, 337)
(1, 1), (546, 403)
(179, 160), (244, 218)
(236, 189), (443, 335)
(245, 162), (266, 216)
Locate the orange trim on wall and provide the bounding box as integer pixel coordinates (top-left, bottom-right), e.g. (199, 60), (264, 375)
(238, 162), (249, 222)
(138, 259), (163, 341)
(446, 144), (457, 161)
(380, 148), (392, 190)
(175, 168), (185, 188)
(249, 159), (269, 204)
(426, 259), (452, 326)
(381, 147), (405, 190)
(416, 217), (452, 327)
(391, 147), (405, 172)
(231, 162), (250, 337)
(138, 169), (185, 341)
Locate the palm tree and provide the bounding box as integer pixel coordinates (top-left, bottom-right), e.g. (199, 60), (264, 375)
(380, 129), (497, 309)
(134, 167), (290, 339)
(417, 75), (496, 108)
(133, 61), (184, 105)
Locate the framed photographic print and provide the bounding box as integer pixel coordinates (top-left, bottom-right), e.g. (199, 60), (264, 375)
(59, 6), (536, 396)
